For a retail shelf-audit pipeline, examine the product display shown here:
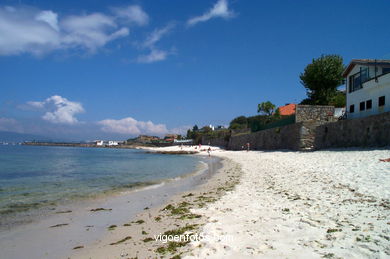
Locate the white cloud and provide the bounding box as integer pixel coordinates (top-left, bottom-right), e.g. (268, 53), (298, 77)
(136, 48), (168, 63)
(27, 95), (84, 124)
(60, 13), (129, 51)
(187, 0), (235, 26)
(0, 7), (61, 55)
(112, 5), (149, 26)
(0, 5), (145, 56)
(143, 24), (174, 48)
(35, 10), (59, 31)
(98, 117), (168, 136)
(136, 24), (174, 63)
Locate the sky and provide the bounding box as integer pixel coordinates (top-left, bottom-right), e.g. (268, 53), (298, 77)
(1, 0), (390, 140)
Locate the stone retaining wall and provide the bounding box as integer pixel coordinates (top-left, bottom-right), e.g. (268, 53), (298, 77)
(314, 111), (390, 149)
(202, 109), (390, 151)
(296, 105), (335, 123)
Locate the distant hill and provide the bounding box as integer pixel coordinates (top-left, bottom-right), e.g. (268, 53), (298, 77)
(0, 131), (50, 143)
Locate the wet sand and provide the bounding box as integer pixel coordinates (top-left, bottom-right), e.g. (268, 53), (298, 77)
(70, 154), (242, 259)
(0, 155), (224, 259)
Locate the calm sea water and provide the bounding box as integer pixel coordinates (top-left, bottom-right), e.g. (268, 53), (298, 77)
(0, 145), (202, 220)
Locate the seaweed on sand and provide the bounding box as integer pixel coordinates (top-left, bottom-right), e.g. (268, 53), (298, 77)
(109, 236), (132, 245)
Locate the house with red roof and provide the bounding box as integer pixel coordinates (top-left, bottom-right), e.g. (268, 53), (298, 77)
(277, 103), (296, 116)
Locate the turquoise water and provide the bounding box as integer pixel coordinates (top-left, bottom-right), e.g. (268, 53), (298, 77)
(0, 145), (202, 218)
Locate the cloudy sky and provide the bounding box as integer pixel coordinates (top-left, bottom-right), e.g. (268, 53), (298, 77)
(1, 0), (389, 140)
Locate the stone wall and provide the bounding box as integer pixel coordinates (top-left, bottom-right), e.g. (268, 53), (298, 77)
(202, 107), (390, 151)
(227, 123), (304, 150)
(314, 111), (390, 149)
(202, 135), (229, 148)
(295, 105), (335, 123)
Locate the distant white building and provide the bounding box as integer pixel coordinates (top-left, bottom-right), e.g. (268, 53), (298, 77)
(108, 141), (119, 146)
(343, 59), (390, 119)
(95, 140), (104, 146)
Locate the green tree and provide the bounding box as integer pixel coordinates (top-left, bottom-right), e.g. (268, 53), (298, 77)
(273, 107), (281, 119)
(257, 101), (276, 116)
(329, 91), (346, 108)
(229, 116), (248, 129)
(192, 125), (199, 132)
(300, 54), (345, 105)
(201, 126), (212, 133)
(186, 129), (193, 139)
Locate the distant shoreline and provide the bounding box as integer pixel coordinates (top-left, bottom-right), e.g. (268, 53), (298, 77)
(22, 142), (144, 149)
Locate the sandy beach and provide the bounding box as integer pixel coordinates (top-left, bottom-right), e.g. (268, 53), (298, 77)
(1, 146), (389, 258)
(71, 148), (242, 259)
(68, 145), (390, 258)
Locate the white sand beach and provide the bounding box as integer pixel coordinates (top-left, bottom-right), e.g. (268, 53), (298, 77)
(183, 147), (390, 258)
(4, 145), (387, 259)
(71, 145), (390, 258)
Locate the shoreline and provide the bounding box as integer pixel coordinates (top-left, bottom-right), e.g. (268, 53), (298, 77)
(71, 147), (242, 258)
(2, 145), (389, 258)
(0, 150), (224, 259)
(0, 146), (203, 232)
(73, 145), (390, 258)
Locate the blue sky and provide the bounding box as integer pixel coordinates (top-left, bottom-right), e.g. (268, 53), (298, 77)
(1, 0), (390, 140)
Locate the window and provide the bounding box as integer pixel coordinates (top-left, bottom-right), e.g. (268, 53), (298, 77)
(360, 102), (365, 111)
(360, 67), (369, 82)
(379, 96), (386, 107)
(348, 67), (369, 93)
(349, 74), (362, 92)
(366, 100), (372, 110)
(350, 104), (355, 113)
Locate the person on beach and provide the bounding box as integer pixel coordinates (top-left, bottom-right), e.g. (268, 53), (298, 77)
(246, 142), (250, 152)
(207, 147), (211, 157)
(379, 158), (390, 162)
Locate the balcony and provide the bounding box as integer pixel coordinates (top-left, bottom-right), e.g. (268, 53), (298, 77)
(349, 66), (390, 93)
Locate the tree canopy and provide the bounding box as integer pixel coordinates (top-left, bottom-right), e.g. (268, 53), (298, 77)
(300, 54), (345, 105)
(257, 101), (276, 116)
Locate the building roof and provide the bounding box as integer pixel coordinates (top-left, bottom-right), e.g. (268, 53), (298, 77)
(343, 59), (390, 77)
(278, 103), (296, 116)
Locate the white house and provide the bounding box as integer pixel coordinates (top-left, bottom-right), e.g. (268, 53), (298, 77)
(343, 59), (390, 119)
(108, 141), (119, 146)
(95, 140), (104, 146)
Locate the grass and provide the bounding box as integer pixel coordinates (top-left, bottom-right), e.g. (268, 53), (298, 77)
(154, 216), (162, 222)
(142, 230), (148, 235)
(134, 219), (145, 224)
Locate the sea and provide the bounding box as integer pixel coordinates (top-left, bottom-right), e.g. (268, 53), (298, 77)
(0, 144), (204, 229)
